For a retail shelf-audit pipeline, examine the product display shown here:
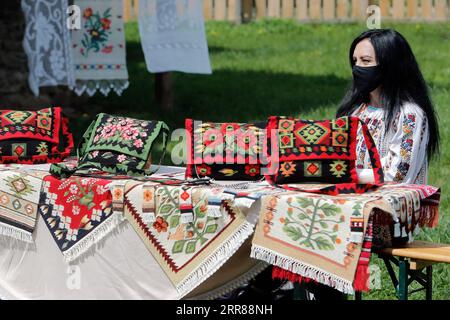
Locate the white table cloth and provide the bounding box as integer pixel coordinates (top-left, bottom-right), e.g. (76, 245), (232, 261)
(0, 165), (266, 300)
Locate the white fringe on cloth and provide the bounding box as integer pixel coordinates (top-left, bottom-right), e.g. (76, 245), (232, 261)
(187, 261), (270, 300)
(234, 197), (258, 210)
(176, 220), (255, 298)
(207, 205), (223, 218)
(250, 245), (355, 295)
(62, 213), (125, 262)
(0, 222), (33, 243)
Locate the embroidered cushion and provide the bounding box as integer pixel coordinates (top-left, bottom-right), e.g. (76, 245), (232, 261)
(265, 115), (384, 184)
(185, 119), (267, 180)
(0, 107), (73, 164)
(50, 113), (169, 177)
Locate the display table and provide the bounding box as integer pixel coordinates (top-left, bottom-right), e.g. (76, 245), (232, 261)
(0, 164), (441, 299)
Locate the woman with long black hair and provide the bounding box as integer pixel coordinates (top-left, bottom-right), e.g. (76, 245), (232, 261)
(338, 28), (439, 185)
(236, 28), (441, 301)
(304, 28), (441, 300)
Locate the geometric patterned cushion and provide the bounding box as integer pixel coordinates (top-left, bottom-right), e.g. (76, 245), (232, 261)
(0, 107), (73, 164)
(265, 115), (383, 184)
(185, 118), (267, 180)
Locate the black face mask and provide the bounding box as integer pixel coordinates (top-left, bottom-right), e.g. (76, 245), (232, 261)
(352, 65), (383, 94)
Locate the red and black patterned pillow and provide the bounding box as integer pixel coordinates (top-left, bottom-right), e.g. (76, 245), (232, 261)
(0, 107), (73, 164)
(185, 119), (267, 180)
(264, 116), (384, 184)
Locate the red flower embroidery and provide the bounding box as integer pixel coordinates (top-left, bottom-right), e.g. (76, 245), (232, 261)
(196, 164), (211, 177)
(101, 45), (113, 54)
(153, 217), (168, 233)
(221, 123), (240, 134)
(83, 8), (93, 19)
(245, 164), (260, 177)
(101, 18), (111, 30)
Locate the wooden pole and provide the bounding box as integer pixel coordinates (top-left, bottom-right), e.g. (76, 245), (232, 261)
(155, 72), (174, 113)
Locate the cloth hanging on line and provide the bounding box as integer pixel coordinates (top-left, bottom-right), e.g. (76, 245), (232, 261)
(21, 0), (75, 96)
(71, 0), (129, 96)
(138, 0), (212, 74)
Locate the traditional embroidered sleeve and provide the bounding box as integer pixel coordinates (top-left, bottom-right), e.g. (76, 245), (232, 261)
(382, 104), (429, 184)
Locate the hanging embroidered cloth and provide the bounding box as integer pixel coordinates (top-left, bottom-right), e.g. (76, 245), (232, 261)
(39, 174), (122, 262)
(138, 0), (212, 74)
(0, 168), (47, 242)
(22, 0), (75, 96)
(251, 183), (441, 294)
(71, 0), (129, 96)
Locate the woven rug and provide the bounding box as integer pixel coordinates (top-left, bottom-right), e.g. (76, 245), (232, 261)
(251, 192), (376, 294)
(122, 180), (269, 298)
(255, 183), (441, 293)
(0, 168), (47, 242)
(39, 174), (122, 262)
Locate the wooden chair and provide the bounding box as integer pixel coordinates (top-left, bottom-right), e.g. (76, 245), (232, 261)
(359, 241), (450, 300)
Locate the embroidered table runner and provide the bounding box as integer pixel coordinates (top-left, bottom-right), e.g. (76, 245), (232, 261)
(0, 167), (48, 242)
(119, 179), (285, 298)
(71, 0), (129, 96)
(252, 183), (441, 294)
(39, 174), (122, 262)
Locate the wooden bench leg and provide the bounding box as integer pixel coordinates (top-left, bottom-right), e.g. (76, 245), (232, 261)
(398, 257), (409, 300)
(426, 265), (433, 300)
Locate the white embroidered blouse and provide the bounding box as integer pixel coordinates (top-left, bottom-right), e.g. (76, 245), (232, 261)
(353, 102), (429, 185)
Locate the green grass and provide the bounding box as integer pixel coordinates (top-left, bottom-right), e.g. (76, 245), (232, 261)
(84, 20), (450, 299)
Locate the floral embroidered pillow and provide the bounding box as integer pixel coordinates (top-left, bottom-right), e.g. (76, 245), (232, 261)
(51, 113), (169, 177)
(0, 107), (73, 164)
(185, 119), (267, 180)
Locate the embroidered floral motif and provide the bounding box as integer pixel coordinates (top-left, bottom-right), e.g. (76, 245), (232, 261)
(80, 7), (113, 57)
(49, 113), (168, 178)
(39, 175), (114, 260)
(196, 164), (212, 177)
(245, 164), (260, 177)
(394, 114), (416, 181)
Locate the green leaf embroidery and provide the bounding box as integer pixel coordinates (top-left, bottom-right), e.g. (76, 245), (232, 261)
(169, 215), (180, 229)
(320, 202), (341, 216)
(185, 241), (197, 254)
(314, 236), (335, 251)
(204, 224), (218, 234)
(159, 204), (174, 215)
(172, 240), (185, 254)
(283, 225), (303, 241)
(297, 198), (314, 208)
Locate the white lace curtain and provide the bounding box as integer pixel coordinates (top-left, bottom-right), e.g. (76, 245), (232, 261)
(22, 0), (75, 96)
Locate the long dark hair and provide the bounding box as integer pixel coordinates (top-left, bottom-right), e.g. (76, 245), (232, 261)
(337, 29), (439, 159)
